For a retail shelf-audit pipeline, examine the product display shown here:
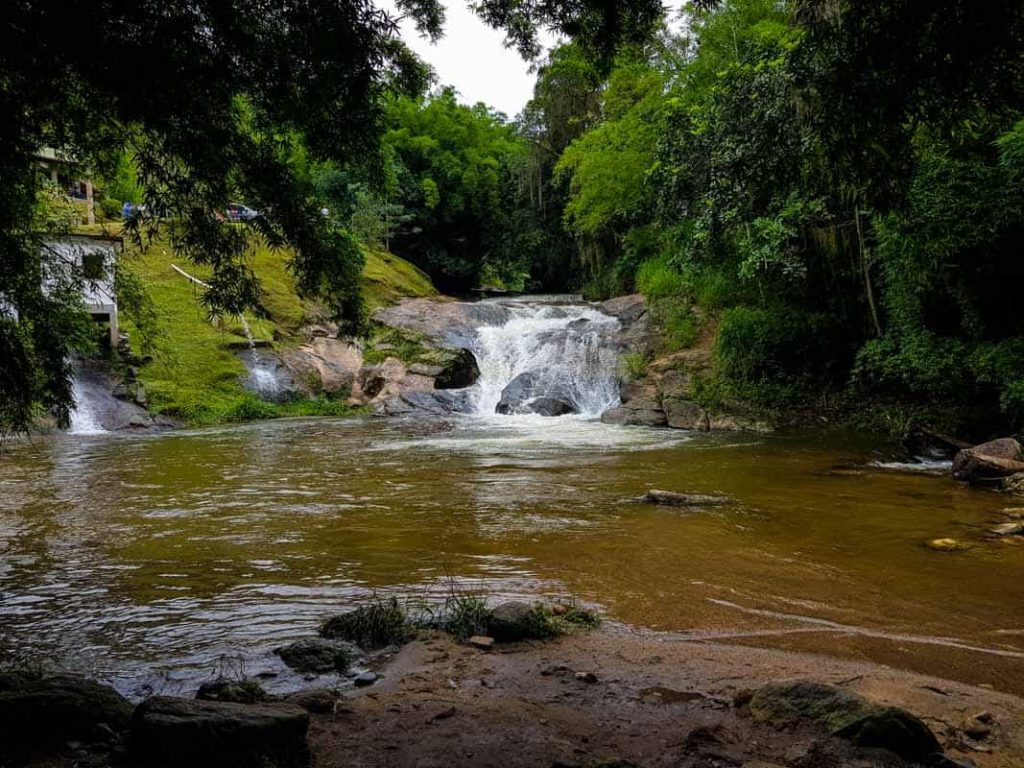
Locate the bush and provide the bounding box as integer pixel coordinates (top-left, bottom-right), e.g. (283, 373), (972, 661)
(320, 597), (412, 649)
(715, 305), (844, 404)
(636, 257), (687, 299)
(98, 197), (122, 221)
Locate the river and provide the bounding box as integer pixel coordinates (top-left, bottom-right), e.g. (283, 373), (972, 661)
(3, 298), (1024, 700)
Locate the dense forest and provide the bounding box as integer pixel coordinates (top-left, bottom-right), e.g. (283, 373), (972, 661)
(4, 0), (1024, 433)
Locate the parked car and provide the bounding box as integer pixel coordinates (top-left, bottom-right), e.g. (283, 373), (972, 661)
(226, 203), (259, 222)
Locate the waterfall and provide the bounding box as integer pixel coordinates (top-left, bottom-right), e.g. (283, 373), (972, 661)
(68, 376), (108, 435)
(468, 299), (621, 418)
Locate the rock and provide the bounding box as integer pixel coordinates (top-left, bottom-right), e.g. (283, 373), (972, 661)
(488, 600), (540, 642)
(434, 348), (480, 390)
(0, 673), (133, 758)
(284, 689), (337, 714)
(495, 372), (578, 416)
(528, 396), (577, 417)
(377, 389), (472, 416)
(834, 706), (942, 762)
(574, 672), (598, 684)
(663, 398), (709, 430)
(353, 672), (378, 687)
(990, 522), (1024, 537)
(927, 538), (965, 551)
(751, 681), (940, 763)
(1002, 507), (1024, 519)
(130, 696), (310, 767)
(600, 403), (667, 427)
(1004, 472), (1024, 494)
(282, 338), (363, 396)
(468, 635), (495, 650)
(963, 714), (992, 739)
(374, 298), (514, 349)
(409, 362), (444, 377)
(750, 680), (876, 733)
(195, 679), (268, 704)
(599, 294), (647, 326)
(952, 438), (1024, 483)
(641, 490), (734, 507)
(275, 638), (357, 675)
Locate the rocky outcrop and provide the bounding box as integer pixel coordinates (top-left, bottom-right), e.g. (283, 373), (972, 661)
(952, 438), (1024, 483)
(130, 696), (310, 768)
(0, 673), (133, 759)
(601, 380), (667, 427)
(282, 337), (363, 397)
(73, 363), (176, 432)
(374, 298), (514, 349)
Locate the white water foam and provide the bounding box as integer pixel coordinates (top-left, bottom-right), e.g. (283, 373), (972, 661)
(468, 301), (622, 418)
(68, 377), (108, 435)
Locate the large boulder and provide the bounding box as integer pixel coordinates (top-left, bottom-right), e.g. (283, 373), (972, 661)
(274, 638), (357, 675)
(376, 389), (472, 416)
(750, 681), (941, 763)
(952, 438), (1024, 483)
(282, 338), (363, 396)
(130, 696), (310, 768)
(0, 673), (133, 758)
(496, 372), (578, 416)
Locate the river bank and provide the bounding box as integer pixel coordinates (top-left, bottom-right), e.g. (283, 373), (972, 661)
(306, 627), (1024, 767)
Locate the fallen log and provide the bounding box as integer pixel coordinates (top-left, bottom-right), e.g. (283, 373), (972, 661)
(640, 489), (735, 507)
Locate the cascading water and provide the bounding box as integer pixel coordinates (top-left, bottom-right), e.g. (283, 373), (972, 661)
(68, 376), (108, 435)
(468, 299), (622, 418)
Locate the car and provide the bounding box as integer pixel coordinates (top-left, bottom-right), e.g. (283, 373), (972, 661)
(226, 203), (259, 222)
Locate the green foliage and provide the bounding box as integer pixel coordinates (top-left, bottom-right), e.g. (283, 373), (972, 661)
(620, 351), (648, 381)
(636, 258), (687, 300)
(320, 597), (412, 649)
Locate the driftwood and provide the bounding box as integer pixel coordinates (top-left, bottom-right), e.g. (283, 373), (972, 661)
(640, 489), (735, 507)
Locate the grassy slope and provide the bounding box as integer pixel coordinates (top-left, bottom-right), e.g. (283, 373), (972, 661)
(119, 236), (436, 424)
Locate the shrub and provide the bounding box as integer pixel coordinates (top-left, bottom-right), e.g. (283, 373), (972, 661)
(636, 257), (687, 300)
(320, 597), (412, 649)
(715, 305), (844, 404)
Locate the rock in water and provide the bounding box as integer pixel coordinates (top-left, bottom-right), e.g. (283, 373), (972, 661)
(275, 638), (358, 674)
(0, 673), (133, 759)
(130, 696), (310, 768)
(495, 372), (578, 416)
(952, 437), (1024, 483)
(641, 490), (734, 507)
(196, 679), (268, 704)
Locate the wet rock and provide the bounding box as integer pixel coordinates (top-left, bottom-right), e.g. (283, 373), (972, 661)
(409, 362), (445, 377)
(284, 689), (337, 714)
(0, 673), (132, 758)
(834, 706), (942, 762)
(353, 672), (378, 687)
(488, 600), (540, 642)
(990, 522), (1024, 537)
(600, 403), (667, 427)
(374, 298), (514, 349)
(195, 679), (268, 704)
(130, 696), (310, 767)
(275, 638), (357, 675)
(952, 438), (1024, 483)
(663, 398), (709, 430)
(641, 490), (734, 507)
(377, 389), (472, 416)
(239, 350), (299, 403)
(496, 372), (578, 416)
(926, 538), (965, 552)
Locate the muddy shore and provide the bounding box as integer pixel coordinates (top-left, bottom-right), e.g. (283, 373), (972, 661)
(306, 628), (1024, 767)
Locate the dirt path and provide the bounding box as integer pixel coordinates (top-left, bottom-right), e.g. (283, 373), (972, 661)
(307, 628), (1024, 767)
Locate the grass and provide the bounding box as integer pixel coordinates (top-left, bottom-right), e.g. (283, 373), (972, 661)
(319, 597), (413, 649)
(117, 232), (435, 425)
(441, 593), (492, 642)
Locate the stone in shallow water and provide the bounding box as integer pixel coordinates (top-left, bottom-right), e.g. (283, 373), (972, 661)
(275, 638), (357, 674)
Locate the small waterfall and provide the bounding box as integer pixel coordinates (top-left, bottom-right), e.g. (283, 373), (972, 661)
(238, 317), (282, 400)
(468, 299), (621, 418)
(69, 376), (108, 435)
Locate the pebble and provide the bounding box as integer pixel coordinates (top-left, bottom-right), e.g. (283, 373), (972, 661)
(927, 538), (963, 551)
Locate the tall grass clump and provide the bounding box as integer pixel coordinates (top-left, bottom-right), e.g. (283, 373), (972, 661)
(319, 597), (412, 649)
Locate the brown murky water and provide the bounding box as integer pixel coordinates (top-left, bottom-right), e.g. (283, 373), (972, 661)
(2, 415), (1023, 698)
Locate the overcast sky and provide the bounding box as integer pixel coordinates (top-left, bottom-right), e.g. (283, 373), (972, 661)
(382, 1), (560, 118)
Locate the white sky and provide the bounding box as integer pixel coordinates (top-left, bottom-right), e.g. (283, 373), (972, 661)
(381, 1), (560, 118)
